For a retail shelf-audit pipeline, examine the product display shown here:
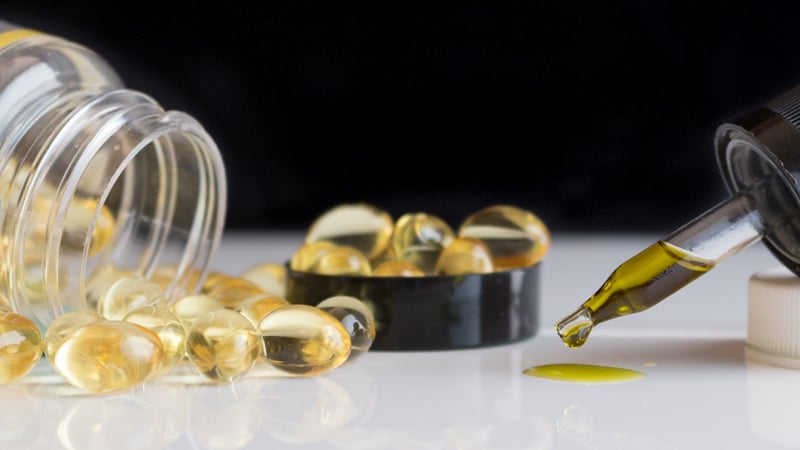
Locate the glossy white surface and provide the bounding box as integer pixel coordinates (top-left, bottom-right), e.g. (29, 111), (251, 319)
(4, 232), (799, 450)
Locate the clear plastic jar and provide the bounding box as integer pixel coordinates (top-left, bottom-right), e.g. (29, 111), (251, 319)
(0, 21), (227, 329)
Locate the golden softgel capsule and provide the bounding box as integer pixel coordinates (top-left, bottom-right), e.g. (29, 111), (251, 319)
(391, 212), (455, 274)
(308, 246), (372, 276)
(305, 202), (394, 261)
(434, 236), (495, 275)
(240, 262), (287, 297)
(52, 321), (164, 394)
(170, 294), (225, 329)
(258, 304), (351, 376)
(0, 311), (43, 384)
(458, 204), (550, 270)
(43, 310), (106, 361)
(236, 294), (290, 327)
(123, 304), (187, 377)
(186, 309), (261, 382)
(316, 295), (376, 362)
(97, 275), (165, 321)
(290, 241), (337, 271)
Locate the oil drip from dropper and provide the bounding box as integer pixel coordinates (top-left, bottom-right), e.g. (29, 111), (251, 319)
(555, 175), (776, 348)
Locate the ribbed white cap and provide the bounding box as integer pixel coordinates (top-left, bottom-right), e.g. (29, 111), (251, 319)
(747, 266), (800, 369)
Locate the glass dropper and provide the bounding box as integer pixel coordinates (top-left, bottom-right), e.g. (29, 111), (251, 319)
(556, 84), (800, 348)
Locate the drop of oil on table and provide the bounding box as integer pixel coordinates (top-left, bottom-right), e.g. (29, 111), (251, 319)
(1, 231), (796, 450)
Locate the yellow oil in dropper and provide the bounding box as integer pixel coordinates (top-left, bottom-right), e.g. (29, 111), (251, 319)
(556, 175), (774, 348)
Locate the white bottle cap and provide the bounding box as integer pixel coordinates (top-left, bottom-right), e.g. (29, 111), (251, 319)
(747, 265), (800, 369)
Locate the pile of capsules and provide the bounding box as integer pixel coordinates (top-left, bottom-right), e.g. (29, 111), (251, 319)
(0, 201), (548, 395)
(291, 202), (551, 276)
(0, 262), (376, 394)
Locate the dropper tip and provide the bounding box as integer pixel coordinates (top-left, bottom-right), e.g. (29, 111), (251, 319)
(555, 306), (594, 348)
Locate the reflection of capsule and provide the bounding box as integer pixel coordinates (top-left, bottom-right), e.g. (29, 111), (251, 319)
(57, 395), (166, 450)
(187, 383), (260, 449)
(258, 377), (354, 445)
(137, 383), (190, 446)
(0, 386), (50, 449)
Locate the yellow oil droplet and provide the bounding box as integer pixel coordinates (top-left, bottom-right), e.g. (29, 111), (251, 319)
(522, 363), (645, 384)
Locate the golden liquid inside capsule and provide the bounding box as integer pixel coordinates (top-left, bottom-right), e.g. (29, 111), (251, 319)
(43, 309), (106, 362)
(203, 276), (266, 310)
(458, 204), (550, 270)
(62, 198), (116, 257)
(305, 202), (394, 261)
(258, 304), (352, 376)
(290, 241), (338, 272)
(391, 212), (455, 275)
(52, 321), (164, 394)
(308, 246), (372, 276)
(523, 363), (645, 384)
(556, 240), (713, 348)
(237, 294), (290, 327)
(186, 309), (261, 382)
(0, 312), (43, 384)
(123, 304), (187, 377)
(97, 275), (165, 321)
(84, 265), (134, 310)
(434, 237), (494, 275)
(170, 294), (225, 329)
(316, 295), (376, 362)
(372, 260), (425, 277)
(240, 262), (287, 297)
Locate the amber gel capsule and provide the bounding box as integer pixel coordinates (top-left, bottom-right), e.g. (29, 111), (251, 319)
(97, 275), (165, 321)
(186, 309), (261, 382)
(170, 294), (225, 329)
(316, 295), (376, 362)
(240, 262), (287, 297)
(434, 237), (495, 275)
(0, 311), (44, 384)
(123, 304), (187, 377)
(236, 294), (290, 327)
(309, 246), (373, 276)
(43, 310), (106, 361)
(52, 321), (164, 394)
(258, 305), (351, 376)
(290, 241), (337, 272)
(458, 204), (551, 270)
(305, 203), (394, 261)
(391, 212), (455, 274)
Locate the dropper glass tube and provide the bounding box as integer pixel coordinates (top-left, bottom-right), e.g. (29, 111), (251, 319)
(555, 182), (768, 348)
(554, 81), (800, 348)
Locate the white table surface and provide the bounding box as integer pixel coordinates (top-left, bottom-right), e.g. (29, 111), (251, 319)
(4, 231), (798, 450)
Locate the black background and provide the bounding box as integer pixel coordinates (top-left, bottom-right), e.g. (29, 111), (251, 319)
(5, 2), (800, 235)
